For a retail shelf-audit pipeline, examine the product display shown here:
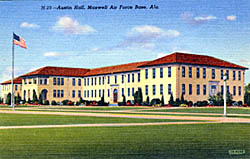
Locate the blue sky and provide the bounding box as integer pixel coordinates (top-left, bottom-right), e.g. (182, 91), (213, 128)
(0, 0), (250, 85)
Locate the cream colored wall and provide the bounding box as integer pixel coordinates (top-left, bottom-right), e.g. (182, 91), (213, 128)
(1, 84), (22, 103)
(82, 72), (141, 104)
(177, 65), (245, 102)
(22, 76), (83, 103)
(140, 65), (177, 104)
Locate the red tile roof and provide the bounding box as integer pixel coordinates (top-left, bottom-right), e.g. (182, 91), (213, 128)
(21, 66), (90, 77)
(0, 77), (22, 85)
(84, 61), (149, 76)
(140, 52), (248, 69)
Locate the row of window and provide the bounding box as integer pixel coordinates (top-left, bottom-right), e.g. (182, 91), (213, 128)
(145, 67), (172, 79)
(145, 84), (172, 96)
(2, 84), (21, 91)
(181, 67), (241, 80)
(84, 89), (106, 98)
(53, 90), (82, 98)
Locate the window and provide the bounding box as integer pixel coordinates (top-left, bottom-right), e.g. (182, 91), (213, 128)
(108, 76), (110, 84)
(87, 90), (89, 98)
(40, 79), (43, 85)
(152, 85), (156, 95)
(145, 85), (148, 96)
(61, 90), (64, 97)
(145, 69), (148, 79)
(72, 78), (75, 86)
(53, 90), (56, 97)
(115, 75), (117, 83)
(72, 90), (75, 98)
(221, 70), (223, 80)
(132, 73), (134, 82)
(78, 79), (81, 86)
(78, 90), (81, 97)
(99, 89), (101, 97)
(221, 85), (224, 95)
(57, 90), (60, 97)
(239, 86), (242, 96)
(102, 77), (105, 85)
(132, 88), (134, 96)
(182, 84), (185, 95)
(84, 79), (86, 86)
(57, 78), (60, 85)
(99, 77), (101, 85)
(34, 79), (37, 84)
(227, 86), (230, 94)
(94, 77), (97, 85)
(61, 78), (64, 85)
(138, 72), (140, 82)
(128, 88), (130, 96)
(91, 78), (93, 86)
(238, 71), (241, 81)
(226, 70), (229, 80)
(189, 67), (192, 78)
(122, 75), (124, 83)
(122, 88), (124, 96)
(197, 84), (200, 95)
(95, 90), (97, 98)
(91, 90), (93, 98)
(160, 84), (163, 95)
(182, 67), (185, 77)
(168, 67), (171, 77)
(53, 78), (56, 85)
(233, 86), (236, 96)
(128, 74), (130, 83)
(203, 68), (206, 79)
(189, 84), (192, 95)
(153, 68), (156, 79)
(168, 84), (171, 95)
(196, 68), (200, 78)
(87, 78), (89, 86)
(233, 71), (236, 80)
(84, 91), (86, 98)
(108, 89), (110, 97)
(160, 67), (163, 78)
(203, 85), (206, 95)
(212, 69), (215, 79)
(15, 85), (17, 91)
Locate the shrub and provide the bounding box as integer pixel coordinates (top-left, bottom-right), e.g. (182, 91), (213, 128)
(51, 100), (57, 105)
(150, 98), (161, 106)
(43, 100), (49, 105)
(168, 94), (174, 105)
(188, 101), (193, 107)
(146, 96), (150, 106)
(238, 101), (243, 106)
(161, 95), (164, 106)
(180, 103), (188, 107)
(122, 95), (126, 106)
(62, 100), (69, 105)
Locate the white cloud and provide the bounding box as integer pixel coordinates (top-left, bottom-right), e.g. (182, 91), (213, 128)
(20, 22), (39, 28)
(240, 59), (250, 65)
(157, 53), (169, 59)
(52, 16), (96, 34)
(227, 15), (236, 21)
(44, 52), (64, 57)
(194, 16), (217, 21)
(166, 30), (180, 37)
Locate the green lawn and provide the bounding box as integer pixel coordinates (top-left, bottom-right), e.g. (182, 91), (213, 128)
(0, 123), (249, 158)
(0, 113), (198, 126)
(143, 107), (250, 114)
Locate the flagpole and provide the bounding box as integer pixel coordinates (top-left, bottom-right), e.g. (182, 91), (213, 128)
(11, 32), (15, 110)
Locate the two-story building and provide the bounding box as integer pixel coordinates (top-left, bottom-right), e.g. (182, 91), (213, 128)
(1, 52), (248, 105)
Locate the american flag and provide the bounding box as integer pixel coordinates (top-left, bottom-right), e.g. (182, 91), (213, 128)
(13, 33), (27, 49)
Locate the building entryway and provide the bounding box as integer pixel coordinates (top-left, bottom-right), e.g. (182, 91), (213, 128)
(113, 89), (118, 103)
(41, 89), (48, 101)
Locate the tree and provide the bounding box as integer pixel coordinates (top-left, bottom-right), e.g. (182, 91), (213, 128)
(146, 96), (150, 105)
(6, 93), (11, 105)
(181, 93), (185, 104)
(134, 88), (143, 104)
(16, 93), (21, 104)
(161, 95), (164, 106)
(32, 90), (38, 103)
(79, 97), (84, 104)
(38, 93), (42, 105)
(168, 93), (174, 105)
(122, 95), (126, 105)
(244, 84), (250, 105)
(28, 98), (31, 104)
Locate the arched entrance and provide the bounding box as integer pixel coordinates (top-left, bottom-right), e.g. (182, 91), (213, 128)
(41, 89), (48, 101)
(113, 89), (118, 103)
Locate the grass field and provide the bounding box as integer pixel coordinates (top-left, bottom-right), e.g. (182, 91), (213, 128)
(0, 113), (199, 126)
(0, 123), (249, 158)
(143, 107), (250, 114)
